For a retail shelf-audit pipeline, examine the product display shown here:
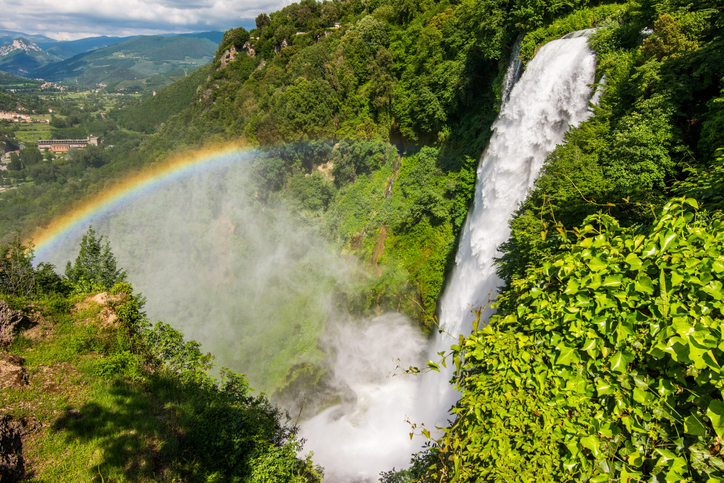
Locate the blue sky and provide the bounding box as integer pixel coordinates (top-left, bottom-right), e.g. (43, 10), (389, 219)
(0, 0), (291, 40)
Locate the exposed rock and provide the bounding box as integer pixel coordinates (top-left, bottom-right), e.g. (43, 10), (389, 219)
(274, 39), (289, 53)
(0, 353), (28, 390)
(0, 301), (28, 347)
(219, 45), (237, 69)
(242, 41), (256, 58)
(73, 292), (123, 327)
(0, 415), (25, 482)
(0, 39), (42, 57)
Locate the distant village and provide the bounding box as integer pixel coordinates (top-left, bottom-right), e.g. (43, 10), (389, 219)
(0, 111), (50, 123)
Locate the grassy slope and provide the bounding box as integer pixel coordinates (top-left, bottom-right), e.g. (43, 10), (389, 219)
(2, 291), (320, 482)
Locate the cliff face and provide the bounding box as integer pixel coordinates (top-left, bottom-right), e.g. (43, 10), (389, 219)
(0, 39), (43, 57)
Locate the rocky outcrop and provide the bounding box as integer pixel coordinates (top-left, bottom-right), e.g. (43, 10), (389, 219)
(219, 45), (238, 69)
(274, 39), (289, 53)
(0, 39), (42, 57)
(0, 353), (27, 390)
(0, 301), (27, 348)
(242, 41), (256, 58)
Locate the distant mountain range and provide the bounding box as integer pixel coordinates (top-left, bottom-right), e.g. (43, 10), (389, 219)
(0, 30), (227, 89)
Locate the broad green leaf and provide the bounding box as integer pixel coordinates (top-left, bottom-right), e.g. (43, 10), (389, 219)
(582, 339), (597, 352)
(610, 350), (634, 373)
(633, 387), (654, 405)
(596, 378), (615, 396)
(659, 230), (677, 252)
(635, 276), (654, 295)
(703, 351), (721, 373)
(556, 343), (581, 366)
(587, 256), (608, 272)
(627, 450), (644, 468)
(602, 274), (623, 288)
(663, 337), (691, 363)
(580, 435), (601, 457)
(564, 279), (579, 294)
(654, 447), (676, 461)
(684, 414), (707, 436)
(642, 243), (659, 258)
(707, 400), (724, 438)
(625, 253), (643, 270)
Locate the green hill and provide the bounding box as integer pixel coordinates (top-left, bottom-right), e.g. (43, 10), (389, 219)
(32, 35), (218, 90)
(0, 42), (60, 77)
(113, 66), (210, 133)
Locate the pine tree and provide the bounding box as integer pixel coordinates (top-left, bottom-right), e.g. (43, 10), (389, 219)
(65, 226), (126, 290)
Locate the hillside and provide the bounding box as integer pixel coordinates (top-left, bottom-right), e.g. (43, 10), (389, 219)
(31, 35), (217, 89)
(0, 39), (60, 77)
(113, 66), (210, 133)
(41, 36), (135, 60)
(0, 234), (321, 481)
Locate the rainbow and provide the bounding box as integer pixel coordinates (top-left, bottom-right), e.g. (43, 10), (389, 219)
(32, 143), (257, 262)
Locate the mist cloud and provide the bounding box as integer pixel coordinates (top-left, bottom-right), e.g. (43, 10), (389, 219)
(39, 153), (432, 478)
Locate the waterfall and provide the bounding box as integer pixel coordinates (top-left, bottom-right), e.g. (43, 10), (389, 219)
(421, 32), (597, 429)
(37, 31), (599, 483)
(298, 32), (597, 481)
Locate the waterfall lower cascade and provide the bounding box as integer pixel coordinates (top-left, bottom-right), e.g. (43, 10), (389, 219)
(422, 31), (597, 428)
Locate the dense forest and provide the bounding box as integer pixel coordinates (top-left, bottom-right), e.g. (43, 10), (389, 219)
(1, 0), (723, 480)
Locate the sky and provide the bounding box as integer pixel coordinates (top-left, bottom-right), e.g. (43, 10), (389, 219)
(0, 0), (293, 41)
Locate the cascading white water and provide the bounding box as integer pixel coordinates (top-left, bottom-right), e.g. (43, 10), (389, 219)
(297, 33), (598, 481)
(421, 32), (597, 429)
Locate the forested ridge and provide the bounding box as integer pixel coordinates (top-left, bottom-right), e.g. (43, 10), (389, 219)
(0, 0), (723, 480)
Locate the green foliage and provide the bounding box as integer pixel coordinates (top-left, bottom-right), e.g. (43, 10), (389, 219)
(673, 149), (724, 211)
(34, 261), (71, 296)
(499, 2), (724, 286)
(602, 94), (677, 193)
(93, 350), (142, 379)
(287, 172), (336, 211)
(519, 4), (627, 63)
(0, 233), (35, 297)
(218, 27), (251, 55)
(432, 198), (724, 481)
(3, 246), (322, 481)
(331, 139), (394, 187)
(65, 226), (127, 290)
(142, 321), (214, 376)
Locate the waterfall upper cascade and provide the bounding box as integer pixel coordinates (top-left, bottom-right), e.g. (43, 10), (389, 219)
(423, 32), (598, 427)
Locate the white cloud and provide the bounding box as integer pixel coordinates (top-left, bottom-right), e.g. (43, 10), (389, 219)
(0, 0), (291, 39)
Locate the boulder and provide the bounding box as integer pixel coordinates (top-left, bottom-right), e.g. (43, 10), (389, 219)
(0, 301), (27, 347)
